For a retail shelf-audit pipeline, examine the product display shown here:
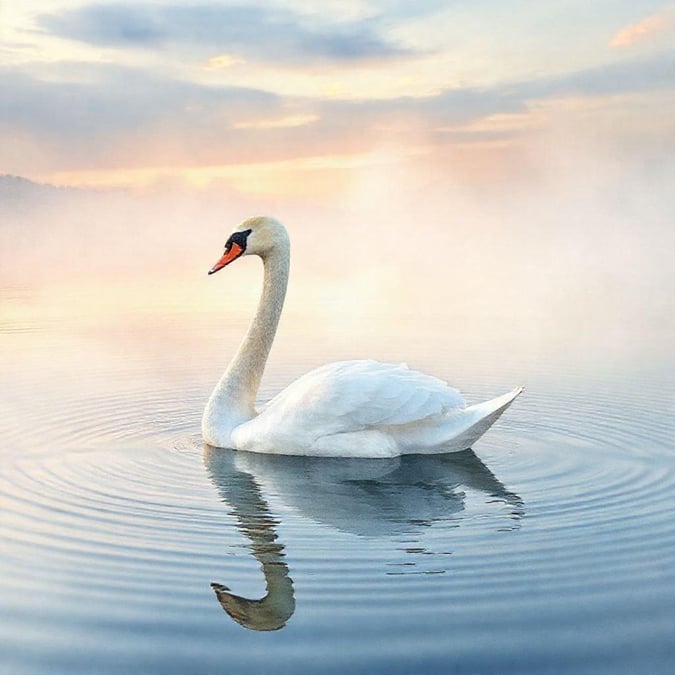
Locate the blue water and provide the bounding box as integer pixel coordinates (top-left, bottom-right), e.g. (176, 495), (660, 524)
(1, 300), (674, 674)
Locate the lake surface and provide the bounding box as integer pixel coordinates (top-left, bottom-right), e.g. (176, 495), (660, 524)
(1, 287), (674, 675)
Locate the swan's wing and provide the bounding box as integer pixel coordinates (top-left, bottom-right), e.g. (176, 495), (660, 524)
(260, 360), (465, 437)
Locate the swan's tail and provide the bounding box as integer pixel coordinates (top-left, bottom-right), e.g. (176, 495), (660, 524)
(449, 386), (524, 451)
(399, 386), (524, 454)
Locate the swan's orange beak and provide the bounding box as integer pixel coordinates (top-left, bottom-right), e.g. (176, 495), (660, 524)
(208, 243), (244, 275)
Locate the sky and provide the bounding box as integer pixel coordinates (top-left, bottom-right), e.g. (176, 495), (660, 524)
(1, 1), (674, 354)
(1, 0), (673, 193)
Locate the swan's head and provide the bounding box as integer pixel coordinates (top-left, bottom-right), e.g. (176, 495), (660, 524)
(208, 216), (289, 275)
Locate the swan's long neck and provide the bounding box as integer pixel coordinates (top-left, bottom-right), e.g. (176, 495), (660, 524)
(206, 242), (289, 436)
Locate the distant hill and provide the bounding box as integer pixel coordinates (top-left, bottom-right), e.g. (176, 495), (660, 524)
(0, 174), (67, 195)
(0, 174), (79, 214)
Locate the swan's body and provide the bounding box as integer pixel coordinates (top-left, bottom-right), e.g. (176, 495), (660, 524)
(202, 217), (522, 457)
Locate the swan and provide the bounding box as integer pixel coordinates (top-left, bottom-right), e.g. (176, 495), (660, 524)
(202, 216), (522, 457)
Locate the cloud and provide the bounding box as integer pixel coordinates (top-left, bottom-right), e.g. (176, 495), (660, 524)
(365, 0), (451, 19)
(233, 114), (320, 129)
(610, 9), (675, 48)
(1, 53), (673, 178)
(203, 54), (246, 70)
(324, 53), (675, 134)
(0, 62), (278, 135)
(519, 53), (675, 98)
(0, 63), (286, 173)
(0, 57), (524, 173)
(38, 3), (413, 64)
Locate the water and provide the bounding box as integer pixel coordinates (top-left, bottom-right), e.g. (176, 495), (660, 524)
(1, 290), (674, 675)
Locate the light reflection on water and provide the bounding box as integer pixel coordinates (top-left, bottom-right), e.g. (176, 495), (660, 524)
(1, 291), (674, 674)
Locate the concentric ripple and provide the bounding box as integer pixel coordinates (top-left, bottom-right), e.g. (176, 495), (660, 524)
(1, 319), (674, 675)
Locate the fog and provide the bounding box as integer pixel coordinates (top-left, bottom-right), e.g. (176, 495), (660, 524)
(2, 132), (674, 366)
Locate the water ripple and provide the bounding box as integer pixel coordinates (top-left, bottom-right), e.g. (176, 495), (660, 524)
(1, 326), (674, 673)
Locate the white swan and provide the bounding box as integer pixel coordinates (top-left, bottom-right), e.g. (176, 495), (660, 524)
(202, 216), (522, 457)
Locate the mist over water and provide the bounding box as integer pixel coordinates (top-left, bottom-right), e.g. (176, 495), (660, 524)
(1, 139), (674, 673)
(2, 133), (674, 346)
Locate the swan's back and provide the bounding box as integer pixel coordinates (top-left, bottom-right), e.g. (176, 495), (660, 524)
(265, 360), (464, 424)
(233, 360), (466, 455)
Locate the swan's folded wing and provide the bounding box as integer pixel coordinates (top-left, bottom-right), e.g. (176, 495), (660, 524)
(261, 360), (465, 438)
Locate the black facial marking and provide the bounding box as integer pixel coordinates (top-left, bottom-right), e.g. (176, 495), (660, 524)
(225, 228), (252, 251)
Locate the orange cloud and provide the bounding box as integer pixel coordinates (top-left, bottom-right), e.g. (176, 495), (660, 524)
(233, 114), (319, 130)
(203, 54), (245, 69)
(38, 153), (372, 193)
(610, 9), (674, 47)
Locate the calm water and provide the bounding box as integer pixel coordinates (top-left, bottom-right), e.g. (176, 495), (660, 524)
(1, 289), (674, 675)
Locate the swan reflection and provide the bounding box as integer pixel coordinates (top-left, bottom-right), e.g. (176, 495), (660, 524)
(204, 447), (523, 630)
(204, 451), (294, 631)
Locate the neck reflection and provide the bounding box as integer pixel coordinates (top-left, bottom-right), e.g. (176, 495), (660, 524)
(204, 447), (523, 631)
(205, 449), (294, 631)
